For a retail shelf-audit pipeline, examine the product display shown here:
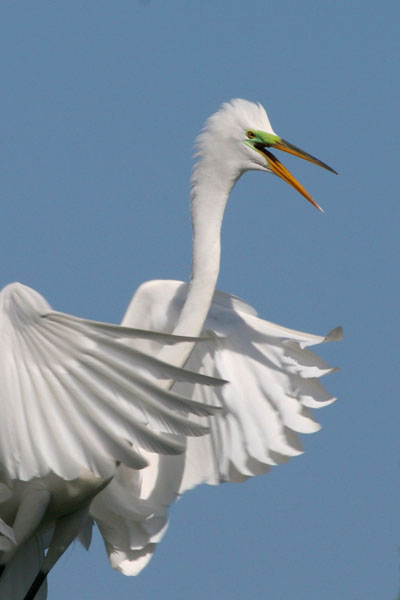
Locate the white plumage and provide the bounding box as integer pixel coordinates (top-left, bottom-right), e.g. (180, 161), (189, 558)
(0, 99), (339, 598)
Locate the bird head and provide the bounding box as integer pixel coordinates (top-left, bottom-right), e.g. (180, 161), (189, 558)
(194, 98), (337, 212)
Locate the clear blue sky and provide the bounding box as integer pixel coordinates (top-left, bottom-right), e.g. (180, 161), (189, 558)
(1, 2), (398, 599)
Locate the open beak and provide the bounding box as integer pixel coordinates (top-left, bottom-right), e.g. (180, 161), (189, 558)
(256, 139), (337, 212)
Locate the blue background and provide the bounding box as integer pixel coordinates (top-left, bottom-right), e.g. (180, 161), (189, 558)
(1, 2), (398, 599)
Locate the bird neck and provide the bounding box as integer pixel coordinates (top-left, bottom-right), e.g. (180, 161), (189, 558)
(157, 157), (238, 368)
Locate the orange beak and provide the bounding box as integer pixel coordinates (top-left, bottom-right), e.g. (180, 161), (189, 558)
(256, 138), (337, 212)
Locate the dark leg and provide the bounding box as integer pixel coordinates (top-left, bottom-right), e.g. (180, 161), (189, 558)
(23, 570), (47, 600)
(23, 505), (89, 600)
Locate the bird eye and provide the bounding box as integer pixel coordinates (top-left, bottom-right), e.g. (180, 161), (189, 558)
(246, 130), (256, 139)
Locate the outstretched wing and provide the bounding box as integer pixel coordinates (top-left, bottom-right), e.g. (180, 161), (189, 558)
(0, 283), (222, 483)
(90, 279), (341, 574)
(174, 290), (340, 491)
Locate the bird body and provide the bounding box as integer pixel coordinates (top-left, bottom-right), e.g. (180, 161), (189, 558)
(0, 99), (339, 598)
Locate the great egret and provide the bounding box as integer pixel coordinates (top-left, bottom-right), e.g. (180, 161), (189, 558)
(90, 99), (340, 576)
(0, 99), (340, 599)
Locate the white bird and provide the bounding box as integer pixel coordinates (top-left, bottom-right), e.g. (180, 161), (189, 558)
(89, 99), (340, 577)
(0, 99), (340, 599)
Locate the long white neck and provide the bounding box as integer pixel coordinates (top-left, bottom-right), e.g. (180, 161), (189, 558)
(156, 155), (239, 369)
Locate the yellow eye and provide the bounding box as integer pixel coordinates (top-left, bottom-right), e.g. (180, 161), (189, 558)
(246, 130), (256, 139)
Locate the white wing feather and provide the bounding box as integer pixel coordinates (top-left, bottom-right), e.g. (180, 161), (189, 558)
(90, 279), (341, 573)
(0, 283), (223, 483)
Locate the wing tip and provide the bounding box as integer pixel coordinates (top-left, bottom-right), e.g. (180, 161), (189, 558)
(324, 326), (343, 343)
